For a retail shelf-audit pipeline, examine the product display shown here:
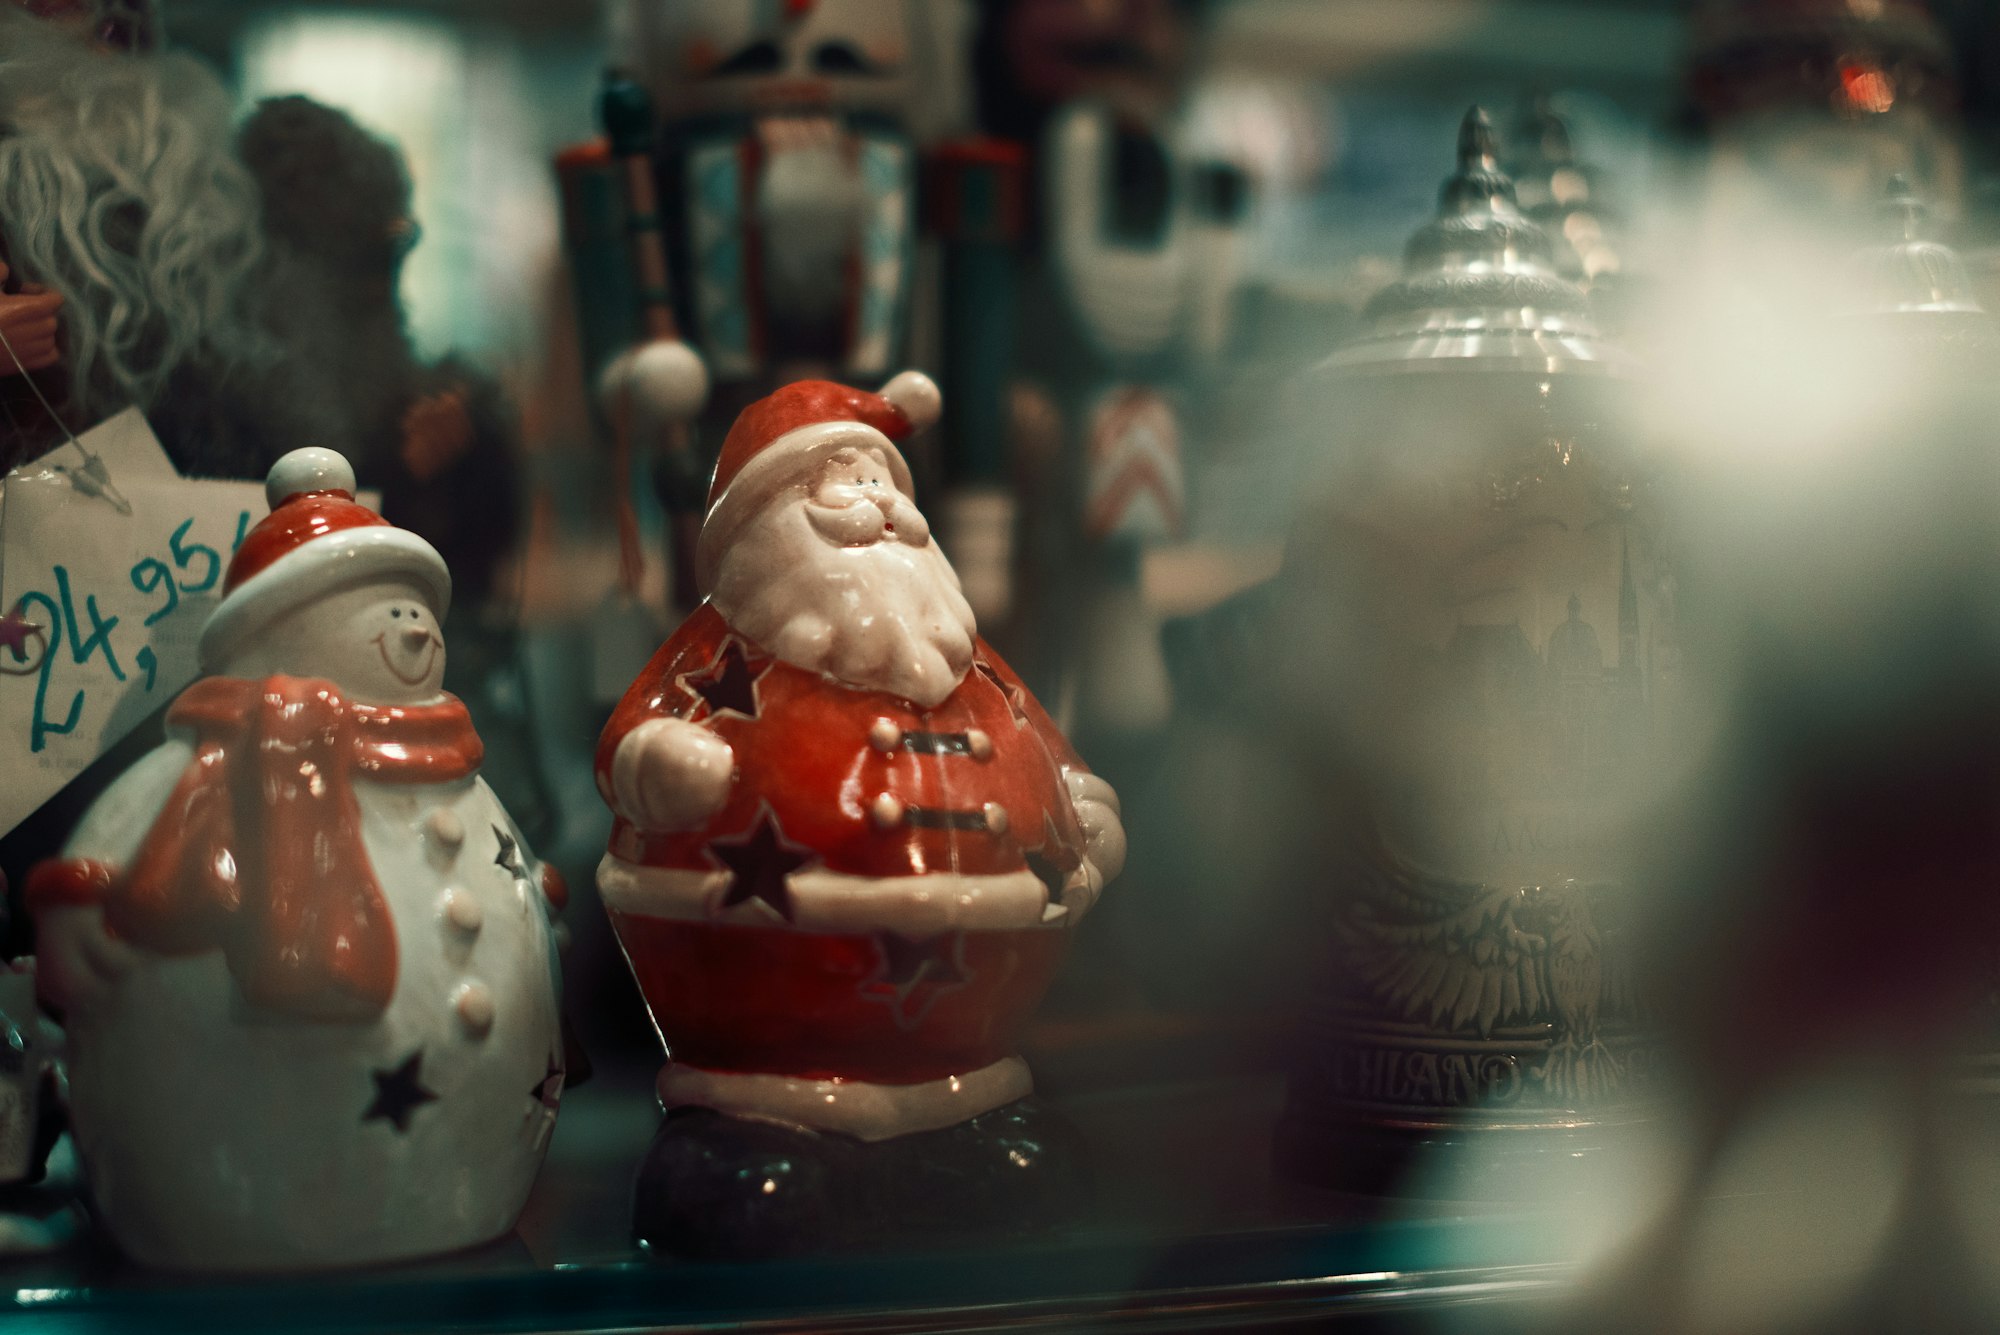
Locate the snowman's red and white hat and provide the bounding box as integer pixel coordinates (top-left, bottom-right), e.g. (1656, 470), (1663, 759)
(198, 448), (451, 672)
(695, 370), (941, 594)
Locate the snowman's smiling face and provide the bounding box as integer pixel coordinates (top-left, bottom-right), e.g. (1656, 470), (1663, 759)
(371, 598), (442, 689)
(224, 578), (447, 705)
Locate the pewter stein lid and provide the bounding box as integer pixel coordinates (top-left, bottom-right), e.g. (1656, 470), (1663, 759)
(1846, 175), (1987, 318)
(1317, 107), (1633, 380)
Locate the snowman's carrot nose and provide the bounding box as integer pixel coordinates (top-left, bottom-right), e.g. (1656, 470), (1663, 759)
(400, 625), (434, 651)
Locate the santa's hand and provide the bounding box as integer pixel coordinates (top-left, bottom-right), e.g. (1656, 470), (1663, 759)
(0, 265), (63, 376)
(609, 717), (735, 832)
(34, 906), (141, 1015)
(1050, 770), (1125, 921)
(1066, 770), (1126, 883)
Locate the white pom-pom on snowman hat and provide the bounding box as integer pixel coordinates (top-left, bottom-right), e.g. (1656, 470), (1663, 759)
(264, 446), (357, 507)
(199, 448), (451, 672)
(598, 337), (710, 426)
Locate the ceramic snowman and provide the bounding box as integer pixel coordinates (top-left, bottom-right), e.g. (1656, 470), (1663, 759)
(25, 449), (565, 1273)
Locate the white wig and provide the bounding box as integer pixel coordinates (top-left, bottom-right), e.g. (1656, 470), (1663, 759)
(0, 9), (263, 418)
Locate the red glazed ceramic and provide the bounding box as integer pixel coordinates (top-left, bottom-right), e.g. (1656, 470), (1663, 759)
(596, 372), (1124, 1141)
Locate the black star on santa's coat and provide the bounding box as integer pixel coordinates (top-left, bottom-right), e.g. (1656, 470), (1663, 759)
(877, 931), (969, 991)
(862, 932), (971, 1027)
(529, 1055), (564, 1112)
(682, 640), (762, 719)
(364, 1051), (437, 1132)
(710, 808), (814, 921)
(494, 826), (529, 881)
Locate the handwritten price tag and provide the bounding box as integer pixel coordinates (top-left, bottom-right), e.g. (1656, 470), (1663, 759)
(0, 412), (266, 837)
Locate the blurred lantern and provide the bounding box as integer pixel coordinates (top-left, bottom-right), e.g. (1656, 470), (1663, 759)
(1271, 109), (1673, 1197)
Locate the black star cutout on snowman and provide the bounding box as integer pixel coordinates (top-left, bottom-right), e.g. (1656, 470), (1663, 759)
(529, 1055), (564, 1113)
(861, 931), (971, 1028)
(494, 827), (530, 883)
(681, 640), (762, 719)
(709, 808), (815, 922)
(364, 1051), (437, 1132)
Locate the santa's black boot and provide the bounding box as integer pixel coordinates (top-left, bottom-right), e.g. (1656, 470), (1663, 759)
(631, 1108), (864, 1261)
(871, 1097), (1094, 1243)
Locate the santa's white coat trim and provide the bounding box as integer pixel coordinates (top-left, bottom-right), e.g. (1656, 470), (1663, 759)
(598, 856), (1066, 935)
(659, 1056), (1032, 1142)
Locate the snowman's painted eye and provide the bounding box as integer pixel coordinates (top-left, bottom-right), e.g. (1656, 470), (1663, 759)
(392, 609), (403, 618)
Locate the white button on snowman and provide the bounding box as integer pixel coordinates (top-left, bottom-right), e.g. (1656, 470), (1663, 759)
(27, 448), (564, 1273)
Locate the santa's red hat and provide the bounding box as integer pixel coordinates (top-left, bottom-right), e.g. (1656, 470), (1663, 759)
(696, 370), (941, 593)
(198, 448), (451, 671)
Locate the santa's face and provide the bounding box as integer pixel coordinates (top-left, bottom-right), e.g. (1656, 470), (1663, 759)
(712, 445), (975, 708)
(225, 579), (447, 706)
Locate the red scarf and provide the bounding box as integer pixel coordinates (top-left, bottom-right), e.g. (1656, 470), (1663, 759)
(109, 676), (483, 1021)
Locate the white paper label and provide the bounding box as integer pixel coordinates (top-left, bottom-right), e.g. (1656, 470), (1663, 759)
(0, 411), (265, 836)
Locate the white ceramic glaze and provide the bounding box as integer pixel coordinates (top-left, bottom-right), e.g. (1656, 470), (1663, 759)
(31, 459), (562, 1273)
(55, 764), (562, 1271)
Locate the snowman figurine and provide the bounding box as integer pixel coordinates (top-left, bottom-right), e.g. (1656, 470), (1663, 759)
(25, 448), (565, 1273)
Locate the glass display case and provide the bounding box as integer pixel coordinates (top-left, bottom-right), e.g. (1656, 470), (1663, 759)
(6, 0), (2000, 1330)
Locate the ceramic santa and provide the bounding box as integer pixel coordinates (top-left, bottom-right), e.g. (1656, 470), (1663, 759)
(24, 448), (566, 1272)
(596, 371), (1124, 1257)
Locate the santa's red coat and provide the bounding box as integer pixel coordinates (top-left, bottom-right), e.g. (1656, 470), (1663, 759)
(595, 604), (1092, 1089)
(597, 603), (1088, 886)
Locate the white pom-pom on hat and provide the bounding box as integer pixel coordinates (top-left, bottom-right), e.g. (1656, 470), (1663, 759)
(266, 447), (357, 507)
(599, 338), (710, 425)
(880, 369), (941, 433)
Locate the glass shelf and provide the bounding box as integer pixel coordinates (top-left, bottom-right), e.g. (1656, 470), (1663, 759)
(0, 1065), (1571, 1334)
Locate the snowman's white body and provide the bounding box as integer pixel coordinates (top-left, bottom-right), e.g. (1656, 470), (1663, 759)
(58, 737), (563, 1273)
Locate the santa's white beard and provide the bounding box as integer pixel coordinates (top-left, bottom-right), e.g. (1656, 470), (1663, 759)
(712, 494), (977, 709)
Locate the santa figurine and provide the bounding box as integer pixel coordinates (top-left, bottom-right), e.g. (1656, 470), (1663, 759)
(596, 371), (1125, 1258)
(25, 449), (566, 1272)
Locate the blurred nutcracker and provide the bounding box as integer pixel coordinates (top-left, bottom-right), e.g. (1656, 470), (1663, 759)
(955, 0), (1252, 739)
(560, 0), (925, 618)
